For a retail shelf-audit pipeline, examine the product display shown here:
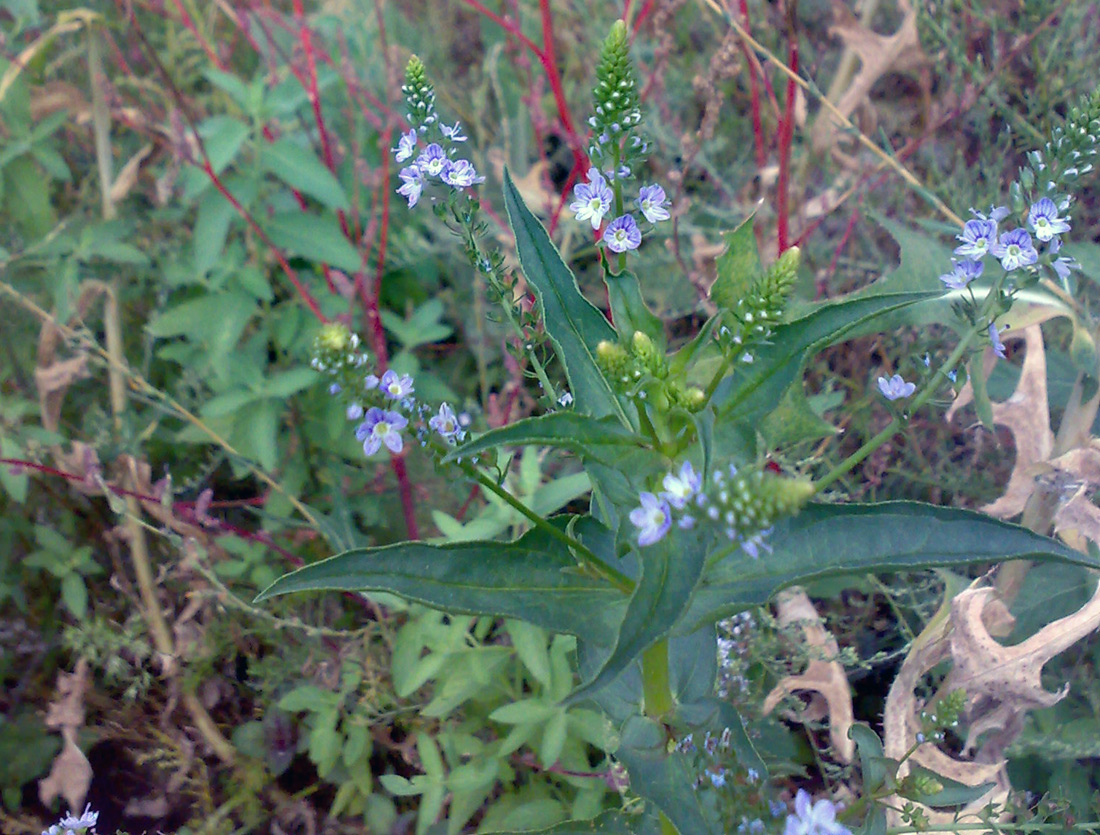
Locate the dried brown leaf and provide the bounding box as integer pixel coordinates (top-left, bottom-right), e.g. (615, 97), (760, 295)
(947, 325), (1053, 519)
(763, 588), (855, 762)
(814, 0), (928, 152)
(109, 143), (153, 203)
(39, 660), (93, 811)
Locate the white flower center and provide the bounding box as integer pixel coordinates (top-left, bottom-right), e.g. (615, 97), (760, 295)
(376, 423), (391, 436)
(1007, 245), (1020, 257)
(588, 198), (603, 212)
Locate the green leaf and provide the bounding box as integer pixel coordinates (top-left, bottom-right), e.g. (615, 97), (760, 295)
(60, 573), (87, 620)
(616, 715), (719, 834)
(708, 214), (762, 311)
(759, 385), (838, 448)
(203, 68), (251, 109)
(260, 138), (349, 210)
(507, 619), (552, 687)
(682, 501), (1099, 632)
(669, 625), (716, 706)
(569, 531), (707, 703)
(447, 412), (645, 463)
(147, 291), (257, 342)
(849, 724), (892, 793)
(264, 211), (363, 273)
(605, 270), (665, 351)
(0, 435), (28, 503)
(713, 292), (938, 424)
(857, 807), (887, 835)
(256, 524), (626, 645)
(902, 766), (996, 808)
(263, 367), (320, 398)
(181, 116), (250, 201)
(503, 169), (626, 423)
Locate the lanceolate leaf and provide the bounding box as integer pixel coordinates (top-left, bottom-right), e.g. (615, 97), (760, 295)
(712, 292), (937, 424)
(503, 169), (628, 424)
(446, 412), (647, 463)
(256, 524), (625, 644)
(569, 532), (707, 703)
(708, 214), (762, 312)
(681, 501), (1098, 633)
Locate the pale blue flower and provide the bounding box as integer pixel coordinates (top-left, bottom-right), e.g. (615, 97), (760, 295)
(989, 322), (1007, 359)
(429, 402), (461, 440)
(1027, 197), (1070, 242)
(878, 374), (915, 400)
(570, 168), (613, 229)
(44, 804), (99, 835)
(740, 529), (773, 559)
(604, 214), (642, 253)
(955, 218), (998, 259)
(365, 374), (380, 390)
(415, 143), (449, 178)
(991, 228), (1039, 271)
(392, 129), (417, 163)
(557, 391), (574, 407)
(440, 121), (467, 142)
(356, 408), (408, 455)
(939, 258), (983, 290)
(661, 461), (702, 509)
(328, 383), (342, 395)
(784, 790), (850, 835)
(346, 403), (364, 420)
(379, 369), (415, 400)
(397, 165), (424, 208)
(440, 158), (485, 188)
(636, 184), (671, 223)
(630, 491), (672, 546)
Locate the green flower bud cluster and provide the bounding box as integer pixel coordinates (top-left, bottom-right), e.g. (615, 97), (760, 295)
(918, 688), (965, 741)
(596, 332), (705, 412)
(310, 323), (370, 389)
(714, 247), (800, 359)
(706, 466), (814, 544)
(1046, 87), (1099, 182)
(402, 55), (437, 132)
(588, 21), (649, 171)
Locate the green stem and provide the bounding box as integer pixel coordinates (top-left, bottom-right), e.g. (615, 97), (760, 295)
(641, 639), (677, 834)
(460, 463), (634, 593)
(814, 318), (986, 494)
(641, 638), (674, 717)
(612, 146), (626, 274)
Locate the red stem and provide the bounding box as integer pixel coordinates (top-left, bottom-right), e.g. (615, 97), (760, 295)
(775, 36), (798, 255)
(372, 0), (420, 541)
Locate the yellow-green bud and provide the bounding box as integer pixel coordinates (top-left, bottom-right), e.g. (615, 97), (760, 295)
(630, 330), (665, 377)
(596, 340), (632, 381)
(317, 322), (351, 353)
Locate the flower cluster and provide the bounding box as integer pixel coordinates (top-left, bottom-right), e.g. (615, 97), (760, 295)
(570, 21), (670, 252)
(628, 461), (814, 556)
(393, 56), (484, 208)
(569, 168), (668, 253)
(42, 804), (98, 835)
(783, 790), (850, 835)
(312, 324), (467, 459)
(945, 200), (1074, 357)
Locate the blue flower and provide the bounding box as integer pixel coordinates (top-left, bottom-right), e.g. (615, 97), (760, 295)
(1027, 197), (1070, 242)
(440, 158), (485, 188)
(740, 528), (773, 559)
(955, 217), (999, 259)
(346, 403), (364, 420)
(379, 369), (415, 400)
(991, 228), (1039, 271)
(636, 184), (671, 223)
(630, 491), (672, 546)
(661, 461), (702, 509)
(989, 322), (1007, 359)
(939, 258), (983, 290)
(392, 129), (417, 163)
(604, 214), (642, 253)
(570, 168), (613, 229)
(440, 121), (467, 142)
(356, 407), (408, 455)
(46, 804), (99, 835)
(328, 383), (342, 395)
(415, 143), (449, 178)
(365, 374), (380, 390)
(397, 165), (424, 208)
(877, 374), (915, 400)
(429, 402), (462, 440)
(557, 391), (574, 407)
(783, 790), (850, 835)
